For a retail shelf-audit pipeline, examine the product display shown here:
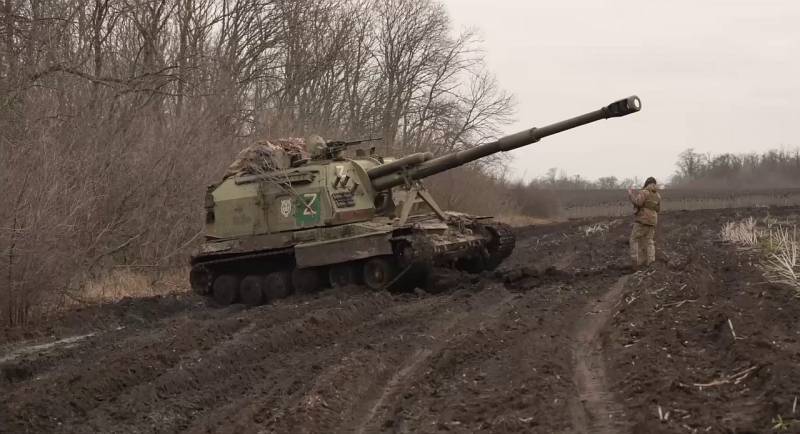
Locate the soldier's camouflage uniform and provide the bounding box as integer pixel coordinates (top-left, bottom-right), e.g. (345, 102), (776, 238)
(628, 183), (661, 267)
(224, 138), (310, 179)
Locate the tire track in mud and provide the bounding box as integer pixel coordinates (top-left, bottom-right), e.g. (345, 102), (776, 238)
(353, 347), (434, 434)
(0, 314), (253, 433)
(0, 289), (426, 434)
(570, 274), (630, 434)
(346, 287), (519, 433)
(349, 291), (515, 434)
(251, 287), (516, 434)
(96, 292), (407, 433)
(187, 293), (456, 434)
(1, 290), (398, 433)
(366, 284), (596, 433)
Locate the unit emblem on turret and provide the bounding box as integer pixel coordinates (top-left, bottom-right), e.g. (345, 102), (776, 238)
(280, 199), (292, 217)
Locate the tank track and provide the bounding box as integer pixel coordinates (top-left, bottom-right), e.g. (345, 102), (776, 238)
(483, 221), (516, 269)
(189, 247), (294, 294)
(190, 221), (517, 307)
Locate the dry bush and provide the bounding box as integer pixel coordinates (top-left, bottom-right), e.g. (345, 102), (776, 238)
(761, 227), (800, 293)
(512, 185), (563, 218)
(427, 166), (521, 217)
(721, 218), (800, 295)
(426, 165), (566, 220)
(0, 100), (233, 326)
(720, 218), (761, 248)
(82, 268), (189, 304)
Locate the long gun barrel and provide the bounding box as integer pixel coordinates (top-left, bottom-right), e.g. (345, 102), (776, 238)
(370, 96), (641, 191)
(366, 152), (434, 179)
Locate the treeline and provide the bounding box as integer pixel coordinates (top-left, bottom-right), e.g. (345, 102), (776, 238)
(507, 147), (800, 192)
(0, 0), (513, 325)
(449, 147), (800, 219)
(671, 148), (800, 188)
(526, 168), (641, 190)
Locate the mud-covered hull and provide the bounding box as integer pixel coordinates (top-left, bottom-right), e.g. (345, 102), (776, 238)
(189, 213), (514, 306)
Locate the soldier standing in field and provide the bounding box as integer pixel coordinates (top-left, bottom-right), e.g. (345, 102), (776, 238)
(627, 177), (661, 268)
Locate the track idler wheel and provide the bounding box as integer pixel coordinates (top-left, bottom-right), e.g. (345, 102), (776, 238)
(264, 271), (292, 301)
(212, 274), (241, 306)
(328, 264), (356, 288)
(240, 275), (266, 307)
(485, 222), (516, 269)
(291, 268), (322, 295)
(362, 257), (397, 291)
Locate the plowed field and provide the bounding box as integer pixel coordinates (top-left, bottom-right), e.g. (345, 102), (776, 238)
(2, 207), (800, 433)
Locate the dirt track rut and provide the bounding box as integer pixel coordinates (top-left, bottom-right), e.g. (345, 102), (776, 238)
(570, 275), (630, 433)
(351, 292), (516, 433)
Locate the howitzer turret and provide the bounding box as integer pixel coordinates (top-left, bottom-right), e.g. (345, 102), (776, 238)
(190, 95), (642, 307)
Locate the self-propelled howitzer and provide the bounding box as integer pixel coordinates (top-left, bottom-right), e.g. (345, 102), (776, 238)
(190, 96), (642, 306)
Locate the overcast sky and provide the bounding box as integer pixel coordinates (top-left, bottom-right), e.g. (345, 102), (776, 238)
(441, 0), (800, 184)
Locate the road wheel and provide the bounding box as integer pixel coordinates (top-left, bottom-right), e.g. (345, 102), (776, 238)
(189, 266), (212, 294)
(240, 275), (266, 307)
(264, 271), (292, 301)
(459, 255), (486, 273)
(328, 264), (356, 288)
(212, 274), (240, 306)
(362, 257), (396, 291)
(291, 268), (322, 295)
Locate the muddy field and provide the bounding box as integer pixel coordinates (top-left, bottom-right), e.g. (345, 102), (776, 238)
(2, 207), (800, 433)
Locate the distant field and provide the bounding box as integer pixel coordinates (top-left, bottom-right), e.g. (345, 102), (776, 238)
(558, 188), (800, 218)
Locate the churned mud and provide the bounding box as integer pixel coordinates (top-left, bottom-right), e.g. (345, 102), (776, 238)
(2, 207), (800, 433)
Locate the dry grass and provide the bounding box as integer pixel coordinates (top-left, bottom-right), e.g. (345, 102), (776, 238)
(6, 268), (190, 324)
(494, 214), (559, 227)
(81, 269), (189, 304)
(720, 217), (761, 248)
(581, 223), (610, 236)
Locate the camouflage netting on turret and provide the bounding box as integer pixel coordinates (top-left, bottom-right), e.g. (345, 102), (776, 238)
(224, 138), (310, 179)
